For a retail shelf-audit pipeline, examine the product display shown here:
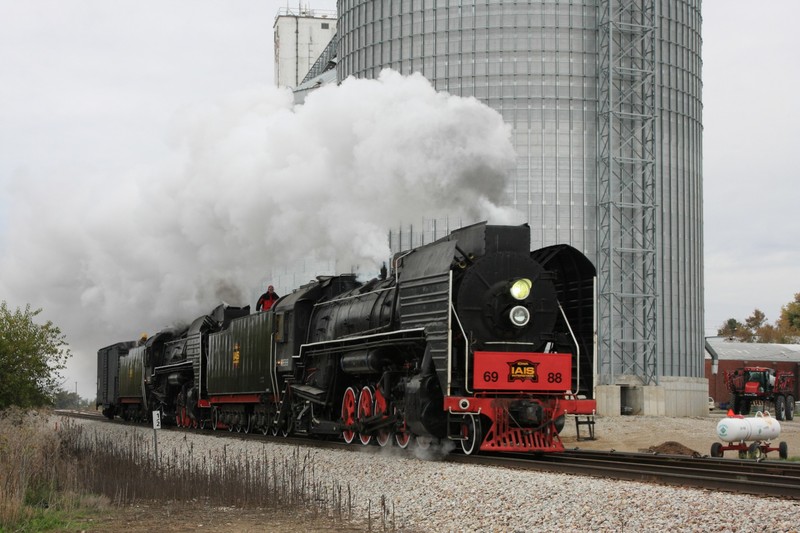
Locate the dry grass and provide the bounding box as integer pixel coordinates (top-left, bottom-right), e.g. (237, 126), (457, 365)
(0, 408), (110, 530)
(0, 410), (400, 532)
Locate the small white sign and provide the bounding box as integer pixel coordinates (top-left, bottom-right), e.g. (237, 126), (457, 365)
(152, 410), (161, 430)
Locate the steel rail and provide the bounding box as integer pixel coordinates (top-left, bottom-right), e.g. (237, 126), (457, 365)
(452, 449), (800, 500)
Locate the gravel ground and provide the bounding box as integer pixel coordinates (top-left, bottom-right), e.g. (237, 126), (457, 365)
(560, 411), (800, 458)
(66, 416), (800, 532)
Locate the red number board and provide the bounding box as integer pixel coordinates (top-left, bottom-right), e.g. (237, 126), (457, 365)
(473, 351), (572, 392)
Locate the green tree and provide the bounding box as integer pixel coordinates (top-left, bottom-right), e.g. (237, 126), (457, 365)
(718, 318), (745, 339)
(0, 302), (71, 408)
(744, 309), (767, 331)
(718, 293), (800, 344)
(718, 310), (766, 342)
(53, 388), (82, 409)
(777, 292), (800, 337)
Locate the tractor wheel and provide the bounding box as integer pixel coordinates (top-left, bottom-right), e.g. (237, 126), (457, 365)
(787, 395), (795, 421)
(779, 442), (788, 460)
(775, 396), (786, 421)
(710, 442), (723, 458)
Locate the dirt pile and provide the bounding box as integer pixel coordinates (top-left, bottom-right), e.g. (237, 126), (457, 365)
(641, 441), (701, 456)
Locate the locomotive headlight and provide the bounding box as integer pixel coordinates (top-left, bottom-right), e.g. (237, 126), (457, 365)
(509, 305), (531, 327)
(510, 278), (532, 300)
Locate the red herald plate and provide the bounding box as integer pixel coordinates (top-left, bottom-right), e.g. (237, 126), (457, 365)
(472, 351), (572, 392)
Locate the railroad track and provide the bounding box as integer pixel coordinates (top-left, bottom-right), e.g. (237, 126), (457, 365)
(58, 410), (800, 500)
(454, 449), (800, 500)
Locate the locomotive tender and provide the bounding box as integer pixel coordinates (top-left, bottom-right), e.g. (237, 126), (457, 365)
(97, 222), (596, 454)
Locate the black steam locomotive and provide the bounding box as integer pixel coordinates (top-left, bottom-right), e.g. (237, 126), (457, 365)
(97, 222), (596, 454)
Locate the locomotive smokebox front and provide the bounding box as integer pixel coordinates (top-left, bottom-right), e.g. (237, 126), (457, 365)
(455, 251), (559, 349)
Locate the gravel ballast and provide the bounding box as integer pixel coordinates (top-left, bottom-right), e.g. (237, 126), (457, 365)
(67, 418), (800, 532)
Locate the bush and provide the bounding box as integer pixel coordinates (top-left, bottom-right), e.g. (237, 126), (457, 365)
(0, 408), (61, 526)
(2, 411), (398, 531)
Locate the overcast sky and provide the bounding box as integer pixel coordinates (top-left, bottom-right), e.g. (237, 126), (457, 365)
(1, 1), (798, 399)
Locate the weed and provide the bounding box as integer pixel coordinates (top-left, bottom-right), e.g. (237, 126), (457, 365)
(2, 411), (401, 531)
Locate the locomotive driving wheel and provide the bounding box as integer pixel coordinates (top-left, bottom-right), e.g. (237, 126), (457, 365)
(341, 387), (357, 444)
(281, 416), (293, 437)
(358, 386), (374, 445)
(394, 431), (411, 450)
(373, 389), (391, 447)
(394, 408), (410, 448)
(395, 431), (410, 448)
(460, 414), (482, 455)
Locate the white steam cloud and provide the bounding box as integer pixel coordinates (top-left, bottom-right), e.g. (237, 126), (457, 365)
(0, 69), (518, 389)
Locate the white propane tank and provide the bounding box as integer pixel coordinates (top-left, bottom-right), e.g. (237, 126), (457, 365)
(716, 411), (781, 443)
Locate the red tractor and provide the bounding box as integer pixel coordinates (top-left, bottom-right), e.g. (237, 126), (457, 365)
(725, 366), (796, 421)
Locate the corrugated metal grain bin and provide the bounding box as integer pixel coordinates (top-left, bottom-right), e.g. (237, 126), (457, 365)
(96, 341), (135, 406)
(335, 0), (705, 412)
(118, 345), (146, 399)
(207, 312), (274, 395)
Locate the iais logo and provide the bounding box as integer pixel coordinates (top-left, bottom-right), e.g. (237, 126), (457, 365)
(507, 360), (539, 383)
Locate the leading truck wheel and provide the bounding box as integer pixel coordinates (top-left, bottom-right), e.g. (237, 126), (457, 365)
(460, 414), (482, 456)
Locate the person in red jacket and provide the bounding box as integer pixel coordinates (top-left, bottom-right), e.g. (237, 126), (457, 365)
(256, 285), (280, 311)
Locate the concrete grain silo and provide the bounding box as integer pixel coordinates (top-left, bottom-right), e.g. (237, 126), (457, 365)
(332, 0), (704, 415)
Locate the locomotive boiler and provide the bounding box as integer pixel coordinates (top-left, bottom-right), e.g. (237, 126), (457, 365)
(97, 222), (597, 454)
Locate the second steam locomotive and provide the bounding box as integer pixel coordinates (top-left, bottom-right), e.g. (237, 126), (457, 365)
(97, 222), (596, 454)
